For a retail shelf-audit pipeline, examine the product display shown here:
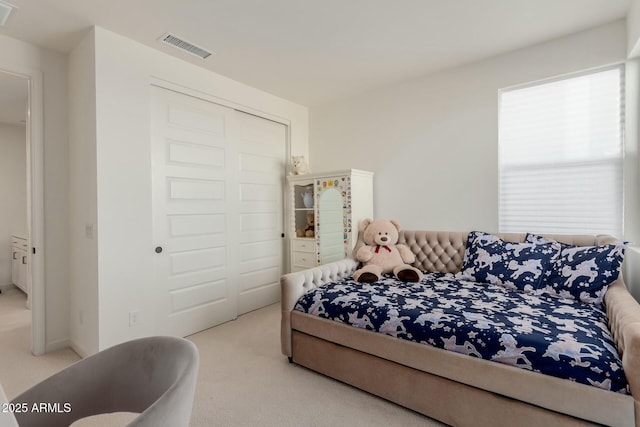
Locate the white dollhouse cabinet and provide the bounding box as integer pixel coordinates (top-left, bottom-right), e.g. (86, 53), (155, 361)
(286, 169), (373, 272)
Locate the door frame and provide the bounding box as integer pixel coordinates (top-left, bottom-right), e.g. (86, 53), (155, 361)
(150, 77), (293, 129)
(0, 65), (45, 356)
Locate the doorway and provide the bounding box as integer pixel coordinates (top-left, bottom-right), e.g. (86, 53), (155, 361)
(0, 66), (45, 355)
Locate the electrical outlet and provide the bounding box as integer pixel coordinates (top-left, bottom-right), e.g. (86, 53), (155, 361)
(129, 310), (140, 327)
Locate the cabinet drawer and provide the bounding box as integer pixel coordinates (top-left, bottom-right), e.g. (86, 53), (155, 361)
(293, 251), (316, 268)
(292, 239), (315, 253)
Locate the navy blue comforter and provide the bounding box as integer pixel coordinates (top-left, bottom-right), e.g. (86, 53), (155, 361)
(294, 273), (628, 394)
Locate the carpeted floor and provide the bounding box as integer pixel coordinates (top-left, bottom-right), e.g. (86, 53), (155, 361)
(0, 288), (442, 426)
(0, 288), (80, 398)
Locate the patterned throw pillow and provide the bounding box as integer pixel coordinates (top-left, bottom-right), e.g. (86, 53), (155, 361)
(525, 233), (625, 305)
(458, 231), (557, 293)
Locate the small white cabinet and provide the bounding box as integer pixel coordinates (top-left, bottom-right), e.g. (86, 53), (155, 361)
(287, 169), (373, 272)
(11, 235), (28, 295)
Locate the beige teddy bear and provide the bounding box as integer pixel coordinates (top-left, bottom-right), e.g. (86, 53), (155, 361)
(352, 218), (423, 283)
(296, 212), (315, 237)
(304, 212), (315, 237)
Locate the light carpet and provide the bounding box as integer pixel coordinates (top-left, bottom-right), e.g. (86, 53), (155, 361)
(0, 288), (442, 426)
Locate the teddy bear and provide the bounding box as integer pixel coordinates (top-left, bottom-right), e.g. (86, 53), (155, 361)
(290, 155), (311, 175)
(352, 218), (423, 283)
(296, 212), (315, 238)
(304, 212), (315, 237)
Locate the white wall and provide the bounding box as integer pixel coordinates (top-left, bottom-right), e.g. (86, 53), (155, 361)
(68, 26), (309, 352)
(310, 20), (629, 233)
(68, 29), (99, 357)
(0, 123), (26, 288)
(628, 0), (640, 57)
(0, 34), (70, 351)
(310, 19), (640, 299)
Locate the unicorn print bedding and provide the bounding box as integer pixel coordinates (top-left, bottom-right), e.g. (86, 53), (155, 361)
(294, 272), (628, 394)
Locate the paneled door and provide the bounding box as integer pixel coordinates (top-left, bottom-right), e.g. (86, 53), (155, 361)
(235, 111), (286, 315)
(150, 86), (286, 337)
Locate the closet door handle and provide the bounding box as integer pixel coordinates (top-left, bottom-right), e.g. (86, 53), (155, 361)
(22, 256), (27, 265)
(13, 252), (18, 260)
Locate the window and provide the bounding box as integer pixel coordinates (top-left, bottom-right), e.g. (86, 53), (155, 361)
(498, 66), (624, 238)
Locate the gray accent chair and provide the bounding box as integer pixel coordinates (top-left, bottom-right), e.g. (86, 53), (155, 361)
(11, 336), (199, 427)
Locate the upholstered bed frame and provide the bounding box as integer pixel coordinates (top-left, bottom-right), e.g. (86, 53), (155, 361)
(281, 231), (640, 426)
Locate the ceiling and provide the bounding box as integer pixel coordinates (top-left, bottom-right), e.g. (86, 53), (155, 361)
(0, 0), (633, 110)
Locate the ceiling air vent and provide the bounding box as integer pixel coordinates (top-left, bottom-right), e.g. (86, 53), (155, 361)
(159, 32), (213, 60)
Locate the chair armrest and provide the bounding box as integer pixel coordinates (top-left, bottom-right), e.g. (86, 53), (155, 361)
(605, 277), (640, 421)
(281, 258), (358, 357)
(0, 384), (18, 427)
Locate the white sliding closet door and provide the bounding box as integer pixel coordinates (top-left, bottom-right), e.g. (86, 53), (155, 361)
(150, 86), (286, 337)
(236, 111), (286, 315)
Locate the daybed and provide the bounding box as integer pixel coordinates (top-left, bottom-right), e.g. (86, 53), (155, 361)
(281, 230), (640, 426)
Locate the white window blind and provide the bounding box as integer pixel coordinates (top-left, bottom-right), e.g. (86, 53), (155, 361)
(498, 66), (624, 238)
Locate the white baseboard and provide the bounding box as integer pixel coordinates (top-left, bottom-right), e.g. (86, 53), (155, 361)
(45, 338), (71, 354)
(0, 283), (17, 293)
(69, 341), (89, 359)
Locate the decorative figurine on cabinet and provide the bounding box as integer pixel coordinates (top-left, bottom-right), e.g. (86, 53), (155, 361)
(290, 155), (311, 175)
(301, 186), (314, 208)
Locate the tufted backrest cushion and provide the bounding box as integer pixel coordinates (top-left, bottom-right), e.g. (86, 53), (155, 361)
(398, 231), (468, 273)
(353, 230), (620, 274)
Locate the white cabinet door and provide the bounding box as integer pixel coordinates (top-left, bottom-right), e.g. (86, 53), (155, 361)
(11, 237), (28, 294)
(18, 250), (27, 291)
(151, 86), (285, 337)
(11, 248), (21, 288)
